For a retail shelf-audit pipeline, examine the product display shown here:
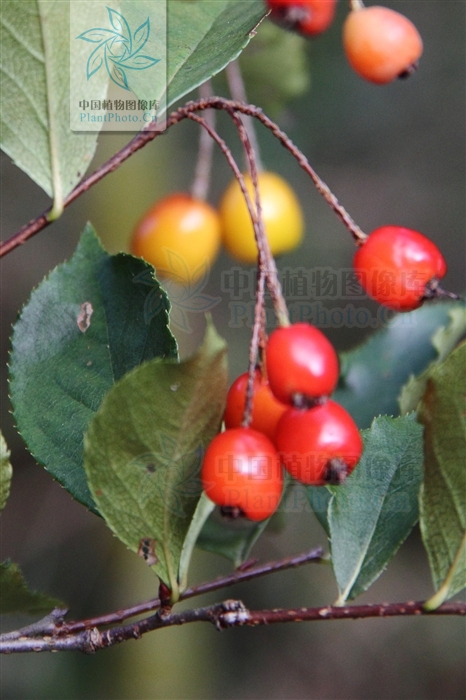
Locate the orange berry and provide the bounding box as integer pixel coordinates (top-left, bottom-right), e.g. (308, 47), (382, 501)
(131, 194), (221, 284)
(343, 5), (423, 85)
(224, 370), (288, 442)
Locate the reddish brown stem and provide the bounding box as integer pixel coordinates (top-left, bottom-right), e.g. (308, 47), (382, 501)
(228, 109), (290, 326)
(226, 108), (289, 426)
(1, 97), (366, 258)
(62, 546), (324, 634)
(241, 267), (266, 428)
(0, 548), (324, 643)
(242, 600), (466, 624)
(0, 599), (463, 654)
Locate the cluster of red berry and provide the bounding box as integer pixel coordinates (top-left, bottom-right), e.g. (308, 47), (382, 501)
(267, 0), (423, 85)
(201, 323), (362, 521)
(199, 226), (448, 521)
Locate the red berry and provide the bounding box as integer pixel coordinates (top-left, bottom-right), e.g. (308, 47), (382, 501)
(343, 5), (423, 85)
(275, 400), (363, 485)
(223, 370), (288, 442)
(266, 323), (339, 404)
(354, 226), (447, 311)
(201, 428), (283, 521)
(267, 0), (337, 37)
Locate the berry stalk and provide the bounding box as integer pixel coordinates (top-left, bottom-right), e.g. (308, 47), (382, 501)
(191, 80), (216, 201)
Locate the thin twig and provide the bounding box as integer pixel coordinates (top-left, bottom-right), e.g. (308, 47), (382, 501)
(185, 110), (291, 335)
(59, 547), (325, 634)
(242, 267), (266, 428)
(0, 608), (68, 642)
(0, 600), (249, 654)
(226, 108), (288, 424)
(242, 600), (466, 624)
(1, 97), (366, 258)
(245, 104), (367, 243)
(191, 80), (216, 200)
(226, 60), (263, 172)
(1, 599), (464, 654)
(229, 109), (290, 326)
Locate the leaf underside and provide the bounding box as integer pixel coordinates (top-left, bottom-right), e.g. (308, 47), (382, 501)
(196, 509), (270, 568)
(84, 320), (228, 589)
(0, 1), (99, 200)
(1, 0), (265, 198)
(419, 341), (466, 599)
(165, 1), (265, 108)
(398, 306), (466, 415)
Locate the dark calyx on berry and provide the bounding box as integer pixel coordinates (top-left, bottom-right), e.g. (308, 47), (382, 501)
(398, 61), (419, 79)
(291, 393), (327, 410)
(273, 4), (310, 29)
(220, 505), (244, 520)
(323, 457), (348, 485)
(422, 278), (461, 302)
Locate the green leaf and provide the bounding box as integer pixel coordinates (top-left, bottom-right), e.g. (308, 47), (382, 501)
(238, 22), (310, 116)
(334, 302), (465, 428)
(419, 341), (466, 602)
(329, 415), (424, 604)
(431, 307), (466, 361)
(179, 492), (215, 591)
(83, 320), (228, 596)
(165, 0), (265, 108)
(196, 508), (270, 568)
(399, 306), (466, 414)
(306, 486), (332, 537)
(0, 561), (62, 615)
(10, 224), (177, 512)
(0, 1), (100, 205)
(0, 431), (13, 512)
(424, 533), (466, 611)
(93, 1), (266, 109)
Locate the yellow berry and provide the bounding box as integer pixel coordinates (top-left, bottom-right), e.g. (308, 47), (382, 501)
(219, 172), (304, 264)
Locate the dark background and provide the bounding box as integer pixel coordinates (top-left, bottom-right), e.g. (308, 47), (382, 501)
(1, 1), (465, 698)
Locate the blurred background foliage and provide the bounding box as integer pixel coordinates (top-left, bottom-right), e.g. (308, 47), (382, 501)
(1, 1), (465, 698)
